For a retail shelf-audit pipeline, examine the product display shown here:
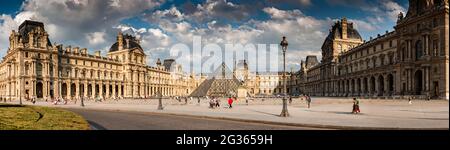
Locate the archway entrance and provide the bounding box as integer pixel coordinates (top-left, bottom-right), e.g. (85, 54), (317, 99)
(370, 77), (375, 95)
(414, 70), (423, 95)
(115, 85), (119, 97)
(378, 75), (384, 96)
(79, 84), (84, 98)
(71, 83), (76, 97)
(36, 82), (43, 98)
(363, 78), (368, 94)
(95, 84), (99, 97)
(87, 84), (92, 97)
(388, 74), (394, 95)
(61, 83), (67, 98)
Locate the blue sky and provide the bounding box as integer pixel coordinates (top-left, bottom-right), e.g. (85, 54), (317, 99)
(0, 0), (409, 73)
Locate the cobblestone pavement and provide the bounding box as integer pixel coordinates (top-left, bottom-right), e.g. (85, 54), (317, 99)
(4, 97), (448, 129)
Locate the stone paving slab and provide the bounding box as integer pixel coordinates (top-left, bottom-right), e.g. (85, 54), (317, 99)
(4, 97), (448, 129)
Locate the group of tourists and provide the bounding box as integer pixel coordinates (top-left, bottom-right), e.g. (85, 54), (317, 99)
(209, 97), (220, 108)
(208, 96), (236, 109)
(300, 94), (312, 108)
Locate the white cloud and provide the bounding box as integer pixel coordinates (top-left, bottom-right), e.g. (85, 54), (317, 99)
(349, 19), (377, 31)
(382, 0), (406, 22)
(2, 0), (163, 52)
(141, 6), (328, 72)
(86, 32), (106, 45)
(263, 7), (303, 19)
(0, 14), (18, 57)
(147, 6), (184, 22)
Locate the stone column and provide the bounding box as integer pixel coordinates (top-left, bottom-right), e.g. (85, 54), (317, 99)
(425, 35), (429, 55)
(91, 82), (96, 99)
(67, 81), (71, 99)
(105, 82), (110, 98)
(75, 81), (80, 99)
(84, 80), (88, 98)
(407, 69), (411, 93)
(112, 83), (116, 98)
(425, 67), (430, 92)
(408, 40), (412, 60)
(32, 80), (36, 98)
(43, 80), (48, 99)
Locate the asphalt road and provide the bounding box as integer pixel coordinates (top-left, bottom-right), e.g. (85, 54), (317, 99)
(66, 108), (323, 130)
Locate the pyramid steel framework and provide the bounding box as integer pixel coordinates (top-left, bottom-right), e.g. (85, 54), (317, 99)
(190, 62), (243, 97)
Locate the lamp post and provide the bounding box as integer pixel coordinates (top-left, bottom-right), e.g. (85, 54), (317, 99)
(157, 66), (163, 110)
(280, 36), (289, 117)
(19, 76), (23, 105)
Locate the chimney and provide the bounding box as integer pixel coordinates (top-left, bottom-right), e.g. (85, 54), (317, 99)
(118, 31), (123, 51)
(341, 17), (348, 39)
(73, 47), (79, 54)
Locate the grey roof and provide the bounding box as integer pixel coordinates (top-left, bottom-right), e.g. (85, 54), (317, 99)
(163, 59), (175, 70)
(18, 20), (52, 47)
(326, 20), (362, 40)
(109, 34), (143, 52)
(305, 55), (319, 68)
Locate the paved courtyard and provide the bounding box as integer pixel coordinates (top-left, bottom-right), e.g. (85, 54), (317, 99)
(4, 97), (448, 129)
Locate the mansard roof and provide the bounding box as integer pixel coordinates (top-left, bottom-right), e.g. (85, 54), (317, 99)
(325, 20), (362, 41)
(18, 20), (52, 47)
(109, 34), (143, 53)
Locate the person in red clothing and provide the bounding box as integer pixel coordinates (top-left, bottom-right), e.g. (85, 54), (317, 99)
(228, 97), (233, 108)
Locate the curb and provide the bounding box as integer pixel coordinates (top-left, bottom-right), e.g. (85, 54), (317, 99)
(65, 107), (449, 130)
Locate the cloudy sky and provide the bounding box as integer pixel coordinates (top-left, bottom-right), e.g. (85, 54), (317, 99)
(0, 0), (408, 74)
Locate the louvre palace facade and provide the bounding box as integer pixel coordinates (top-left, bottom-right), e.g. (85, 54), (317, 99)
(295, 0), (449, 100)
(0, 0), (448, 101)
(0, 20), (199, 101)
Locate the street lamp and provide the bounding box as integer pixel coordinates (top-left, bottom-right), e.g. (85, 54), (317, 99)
(81, 96), (85, 107)
(19, 76), (22, 105)
(280, 36), (289, 117)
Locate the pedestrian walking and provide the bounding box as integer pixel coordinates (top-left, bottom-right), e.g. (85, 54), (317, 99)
(215, 98), (220, 108)
(209, 97), (215, 108)
(184, 97), (188, 104)
(245, 96), (249, 105)
(408, 97), (412, 105)
(289, 96), (292, 104)
(306, 95), (311, 108)
(228, 97), (233, 108)
(352, 98), (360, 114)
(197, 97), (200, 104)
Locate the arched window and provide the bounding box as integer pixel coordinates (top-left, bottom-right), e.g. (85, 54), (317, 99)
(415, 40), (423, 60)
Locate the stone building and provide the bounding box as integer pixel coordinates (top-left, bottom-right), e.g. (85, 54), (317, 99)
(296, 0), (449, 100)
(0, 20), (198, 101)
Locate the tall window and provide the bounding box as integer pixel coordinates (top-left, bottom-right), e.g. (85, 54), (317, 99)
(25, 64), (29, 75)
(338, 44), (343, 53)
(36, 63), (43, 76)
(415, 40), (423, 60)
